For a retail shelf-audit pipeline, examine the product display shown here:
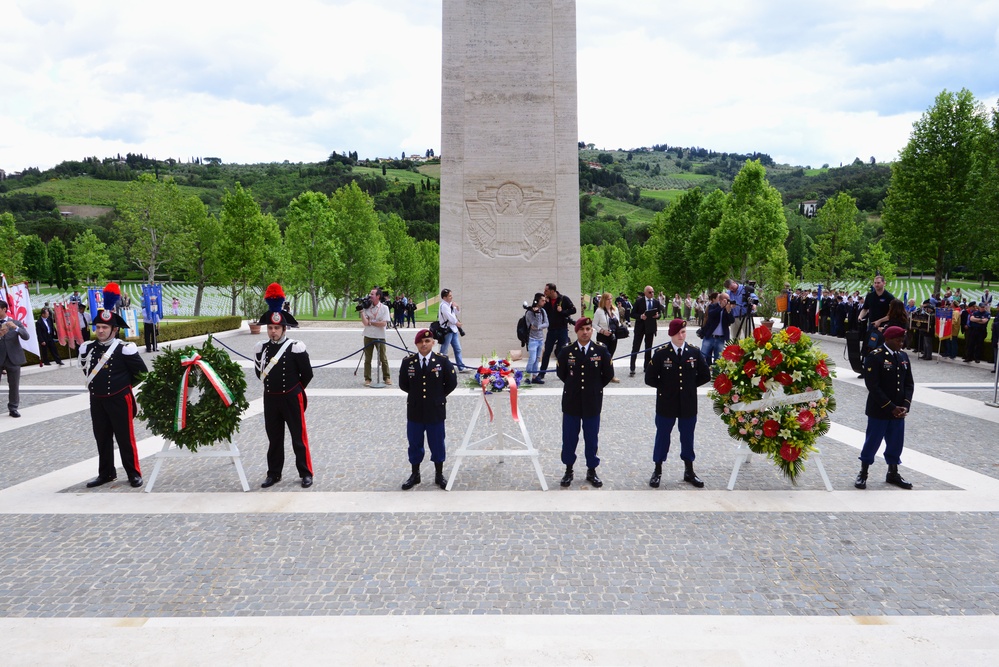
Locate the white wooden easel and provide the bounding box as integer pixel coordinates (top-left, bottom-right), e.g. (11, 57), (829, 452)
(145, 439), (250, 492)
(727, 444), (833, 491)
(446, 398), (548, 491)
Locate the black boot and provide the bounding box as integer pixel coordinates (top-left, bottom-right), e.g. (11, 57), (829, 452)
(586, 467), (603, 488)
(649, 462), (663, 488)
(434, 461), (447, 490)
(886, 464), (913, 489)
(560, 465), (573, 487)
(402, 464), (421, 490)
(683, 460), (704, 488)
(855, 462), (869, 489)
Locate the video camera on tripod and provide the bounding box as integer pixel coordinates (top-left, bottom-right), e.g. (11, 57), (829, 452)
(355, 291), (391, 311)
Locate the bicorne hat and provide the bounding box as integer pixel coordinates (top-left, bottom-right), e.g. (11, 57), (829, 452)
(258, 283), (298, 327)
(94, 283), (128, 328)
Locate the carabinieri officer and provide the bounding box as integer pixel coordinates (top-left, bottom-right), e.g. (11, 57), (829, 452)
(645, 318), (711, 488)
(398, 328), (458, 490)
(81, 283), (148, 488)
(255, 283), (315, 489)
(556, 317), (615, 488)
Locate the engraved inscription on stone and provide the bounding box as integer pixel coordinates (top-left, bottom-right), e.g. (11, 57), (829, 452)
(465, 182), (554, 259)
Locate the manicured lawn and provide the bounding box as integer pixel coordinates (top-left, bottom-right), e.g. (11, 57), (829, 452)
(18, 176), (208, 206)
(353, 166), (436, 185)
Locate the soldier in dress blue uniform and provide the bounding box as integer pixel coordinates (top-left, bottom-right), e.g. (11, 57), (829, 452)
(254, 283), (315, 489)
(645, 318), (712, 488)
(855, 325), (915, 490)
(556, 317), (615, 488)
(80, 283), (148, 488)
(398, 328), (458, 490)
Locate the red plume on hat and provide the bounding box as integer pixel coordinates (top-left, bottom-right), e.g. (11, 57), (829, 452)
(258, 282), (298, 327)
(264, 283), (285, 312)
(102, 282), (121, 312)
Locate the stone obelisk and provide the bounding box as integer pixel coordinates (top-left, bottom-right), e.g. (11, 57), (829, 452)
(440, 0), (581, 359)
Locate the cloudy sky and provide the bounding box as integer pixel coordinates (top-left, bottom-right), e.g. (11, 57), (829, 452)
(2, 0), (998, 173)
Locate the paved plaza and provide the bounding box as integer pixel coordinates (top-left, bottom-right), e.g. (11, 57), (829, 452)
(2, 324), (998, 665)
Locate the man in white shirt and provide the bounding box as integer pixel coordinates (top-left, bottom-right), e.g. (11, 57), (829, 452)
(361, 287), (392, 386)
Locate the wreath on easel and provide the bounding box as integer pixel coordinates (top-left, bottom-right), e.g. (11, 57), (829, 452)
(137, 336), (250, 452)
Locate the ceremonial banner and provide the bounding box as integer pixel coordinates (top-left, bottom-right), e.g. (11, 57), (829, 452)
(1, 276), (39, 357)
(54, 302), (69, 346)
(935, 308), (952, 339)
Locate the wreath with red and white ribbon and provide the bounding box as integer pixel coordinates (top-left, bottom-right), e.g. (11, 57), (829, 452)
(708, 325), (837, 482)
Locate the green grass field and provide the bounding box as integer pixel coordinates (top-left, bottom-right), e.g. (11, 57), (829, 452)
(353, 166), (436, 185)
(640, 189), (685, 203)
(19, 177), (209, 206)
(590, 195), (657, 223)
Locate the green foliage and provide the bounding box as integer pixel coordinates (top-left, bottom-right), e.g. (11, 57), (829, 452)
(415, 240), (440, 304)
(284, 191), (342, 316)
(215, 183), (282, 317)
(328, 181), (389, 314)
(883, 88), (991, 294)
(802, 192), (861, 288)
(115, 174), (191, 282)
(174, 197), (221, 316)
(647, 187), (703, 295)
(379, 212), (421, 297)
(69, 229), (111, 283)
(22, 234), (48, 286)
(851, 239), (896, 281)
(47, 237), (70, 288)
(0, 212), (27, 281)
(137, 337), (250, 453)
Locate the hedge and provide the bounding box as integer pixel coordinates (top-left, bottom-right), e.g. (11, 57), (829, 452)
(22, 316), (242, 366)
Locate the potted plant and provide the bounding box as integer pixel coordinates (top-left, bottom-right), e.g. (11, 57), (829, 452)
(755, 289), (778, 329)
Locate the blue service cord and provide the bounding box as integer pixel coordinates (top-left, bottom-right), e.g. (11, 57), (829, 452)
(211, 337), (413, 370)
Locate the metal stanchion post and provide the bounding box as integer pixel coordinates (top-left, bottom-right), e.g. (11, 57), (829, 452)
(370, 340), (386, 389)
(986, 358), (999, 408)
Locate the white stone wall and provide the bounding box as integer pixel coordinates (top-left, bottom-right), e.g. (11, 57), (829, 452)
(440, 0), (581, 359)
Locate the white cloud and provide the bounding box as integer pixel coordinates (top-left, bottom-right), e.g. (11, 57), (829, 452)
(1, 0), (997, 172)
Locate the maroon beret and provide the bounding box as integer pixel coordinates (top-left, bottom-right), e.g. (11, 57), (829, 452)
(574, 317), (592, 333)
(667, 318), (686, 337)
(415, 328), (433, 343)
(883, 326), (906, 340)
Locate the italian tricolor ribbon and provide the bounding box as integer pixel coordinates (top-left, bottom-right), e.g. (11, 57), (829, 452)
(175, 353), (236, 431)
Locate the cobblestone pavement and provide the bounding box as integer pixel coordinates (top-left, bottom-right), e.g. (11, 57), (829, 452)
(2, 326), (999, 664)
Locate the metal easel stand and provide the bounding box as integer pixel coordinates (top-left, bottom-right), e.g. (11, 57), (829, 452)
(446, 398), (548, 491)
(144, 440), (250, 493)
(727, 443), (833, 491)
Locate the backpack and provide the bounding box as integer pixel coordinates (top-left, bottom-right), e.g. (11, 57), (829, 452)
(516, 314), (529, 347)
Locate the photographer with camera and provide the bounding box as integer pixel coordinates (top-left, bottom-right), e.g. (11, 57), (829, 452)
(536, 283), (576, 382)
(724, 278), (755, 340)
(438, 288), (470, 372)
(360, 287), (392, 386)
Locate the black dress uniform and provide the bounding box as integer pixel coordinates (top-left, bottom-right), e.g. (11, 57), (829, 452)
(556, 337), (614, 485)
(645, 342), (711, 464)
(398, 348), (457, 489)
(856, 326), (914, 489)
(81, 290), (148, 488)
(254, 335), (314, 484)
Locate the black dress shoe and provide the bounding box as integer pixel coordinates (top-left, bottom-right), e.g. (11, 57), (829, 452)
(854, 473), (868, 490)
(532, 378), (544, 385)
(9, 409), (20, 418)
(86, 475), (116, 488)
(683, 462), (704, 488)
(649, 472), (662, 488)
(129, 476), (143, 488)
(260, 475), (281, 488)
(586, 468), (603, 488)
(435, 472), (447, 490)
(629, 371), (636, 377)
(560, 467), (574, 488)
(301, 476), (313, 488)
(886, 471), (913, 490)
(401, 471), (421, 490)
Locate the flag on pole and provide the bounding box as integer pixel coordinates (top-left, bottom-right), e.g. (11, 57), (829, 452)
(1, 273), (40, 356)
(935, 308), (952, 339)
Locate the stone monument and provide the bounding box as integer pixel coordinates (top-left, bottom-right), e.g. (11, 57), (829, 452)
(440, 0), (581, 358)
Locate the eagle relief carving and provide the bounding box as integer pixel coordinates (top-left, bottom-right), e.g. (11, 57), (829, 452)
(465, 182), (554, 259)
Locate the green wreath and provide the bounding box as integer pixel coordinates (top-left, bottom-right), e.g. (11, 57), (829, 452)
(137, 337), (250, 453)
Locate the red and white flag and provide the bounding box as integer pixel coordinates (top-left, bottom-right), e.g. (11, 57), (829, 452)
(1, 273), (40, 356)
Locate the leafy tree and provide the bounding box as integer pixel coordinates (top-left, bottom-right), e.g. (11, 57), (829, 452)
(883, 88), (990, 294)
(688, 189), (726, 289)
(215, 183), (281, 317)
(284, 191), (342, 317)
(379, 212), (420, 297)
(70, 229), (111, 283)
(116, 174), (189, 282)
(47, 237), (71, 289)
(328, 181), (389, 317)
(802, 192), (861, 289)
(851, 239), (896, 282)
(0, 212), (26, 281)
(22, 234), (48, 291)
(709, 160), (788, 283)
(599, 242), (631, 296)
(975, 100), (999, 283)
(414, 239), (440, 314)
(648, 187), (702, 295)
(580, 244), (603, 295)
(175, 197), (222, 316)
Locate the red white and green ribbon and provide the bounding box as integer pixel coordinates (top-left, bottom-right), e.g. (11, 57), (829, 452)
(175, 353), (236, 431)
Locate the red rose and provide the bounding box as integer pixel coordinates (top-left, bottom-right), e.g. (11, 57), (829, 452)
(797, 409), (816, 431)
(743, 360), (757, 377)
(763, 419), (780, 437)
(478, 366), (490, 374)
(815, 359), (829, 377)
(775, 372), (793, 386)
(780, 442), (801, 462)
(785, 326), (802, 343)
(758, 377), (767, 391)
(722, 345), (744, 362)
(488, 360), (497, 366)
(765, 350), (783, 368)
(713, 374), (733, 395)
(753, 325), (772, 346)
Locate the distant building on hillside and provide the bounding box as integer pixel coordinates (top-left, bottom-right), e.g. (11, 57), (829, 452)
(800, 200), (818, 218)
(0, 168), (5, 180)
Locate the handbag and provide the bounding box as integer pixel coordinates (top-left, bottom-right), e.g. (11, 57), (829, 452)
(429, 320), (447, 344)
(866, 328), (883, 350)
(615, 323), (630, 339)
